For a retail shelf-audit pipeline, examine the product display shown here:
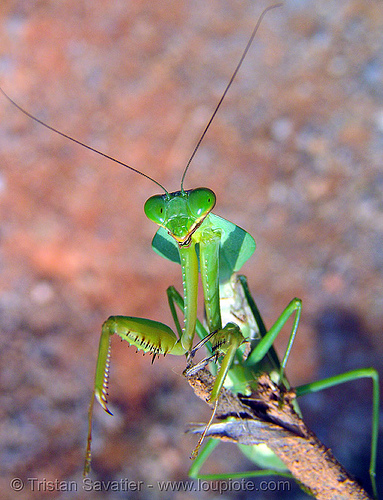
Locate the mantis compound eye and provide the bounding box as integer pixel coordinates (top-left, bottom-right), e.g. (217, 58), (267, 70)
(188, 188), (216, 218)
(144, 195), (167, 225)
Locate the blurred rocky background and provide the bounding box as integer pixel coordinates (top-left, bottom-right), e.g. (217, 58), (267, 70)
(0, 0), (382, 499)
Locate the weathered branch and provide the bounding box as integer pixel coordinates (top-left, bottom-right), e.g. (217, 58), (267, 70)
(185, 369), (372, 500)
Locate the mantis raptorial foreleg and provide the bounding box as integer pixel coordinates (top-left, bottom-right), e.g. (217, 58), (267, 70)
(84, 313), (188, 475)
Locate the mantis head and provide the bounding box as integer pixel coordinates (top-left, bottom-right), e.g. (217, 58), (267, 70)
(144, 188), (216, 244)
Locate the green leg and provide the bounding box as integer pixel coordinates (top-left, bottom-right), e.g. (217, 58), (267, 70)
(296, 367), (380, 500)
(188, 438), (220, 478)
(199, 227), (222, 333)
(188, 363), (380, 498)
(188, 278), (379, 498)
(166, 286), (184, 339)
(209, 323), (245, 402)
(244, 297), (302, 384)
(185, 275), (299, 476)
(188, 438), (292, 480)
(179, 241), (199, 351)
(238, 278), (379, 498)
(237, 275), (280, 372)
(85, 313), (187, 476)
(166, 286), (210, 347)
(185, 277), (296, 478)
(186, 322), (247, 458)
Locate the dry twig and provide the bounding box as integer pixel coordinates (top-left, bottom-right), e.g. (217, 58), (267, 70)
(185, 368), (372, 500)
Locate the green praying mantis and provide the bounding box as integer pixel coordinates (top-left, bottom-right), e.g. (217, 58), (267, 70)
(1, 4), (380, 498)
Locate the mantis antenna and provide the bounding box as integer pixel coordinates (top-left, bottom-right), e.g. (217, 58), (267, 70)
(1, 3), (281, 194)
(180, 3), (282, 191)
(0, 87), (168, 194)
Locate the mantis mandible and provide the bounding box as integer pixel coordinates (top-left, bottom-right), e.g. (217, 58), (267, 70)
(1, 4), (379, 498)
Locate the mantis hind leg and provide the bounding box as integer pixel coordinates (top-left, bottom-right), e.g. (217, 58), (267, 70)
(188, 278), (380, 499)
(198, 369), (379, 498)
(244, 295), (302, 386)
(241, 274), (379, 498)
(296, 367), (379, 500)
(188, 438), (292, 480)
(235, 277), (379, 498)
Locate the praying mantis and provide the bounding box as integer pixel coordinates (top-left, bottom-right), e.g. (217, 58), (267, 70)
(1, 3), (380, 499)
